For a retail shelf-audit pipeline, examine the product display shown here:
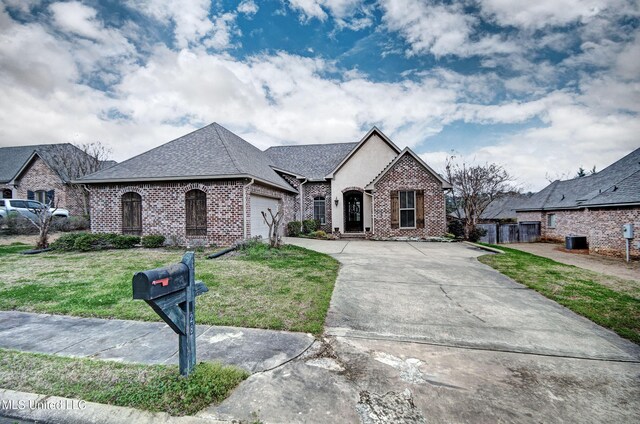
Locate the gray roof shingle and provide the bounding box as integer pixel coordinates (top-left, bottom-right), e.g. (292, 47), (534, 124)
(264, 142), (358, 180)
(80, 123), (295, 192)
(0, 145), (37, 183)
(482, 193), (533, 220)
(518, 147), (640, 210)
(0, 143), (109, 183)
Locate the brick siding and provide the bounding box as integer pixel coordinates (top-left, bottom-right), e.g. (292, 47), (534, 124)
(13, 156), (86, 215)
(276, 175), (333, 232)
(517, 207), (640, 259)
(302, 182), (332, 232)
(89, 179), (295, 247)
(373, 154), (446, 238)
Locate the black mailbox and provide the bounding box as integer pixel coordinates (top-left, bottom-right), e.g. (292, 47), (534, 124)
(132, 252), (208, 376)
(133, 263), (189, 300)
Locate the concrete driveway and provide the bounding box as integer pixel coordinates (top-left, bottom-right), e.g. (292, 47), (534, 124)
(202, 239), (640, 423)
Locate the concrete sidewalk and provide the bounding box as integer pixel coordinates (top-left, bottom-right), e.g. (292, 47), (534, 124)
(0, 311), (314, 373)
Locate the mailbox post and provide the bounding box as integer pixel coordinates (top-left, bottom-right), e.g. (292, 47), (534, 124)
(132, 252), (208, 376)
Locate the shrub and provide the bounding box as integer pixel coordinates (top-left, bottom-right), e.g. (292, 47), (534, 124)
(3, 212), (37, 235)
(142, 234), (166, 248)
(51, 232), (140, 251)
(447, 220), (465, 239)
(467, 227), (487, 242)
(51, 216), (90, 232)
(112, 235), (140, 249)
(50, 232), (83, 251)
(308, 230), (327, 239)
(302, 219), (319, 234)
(286, 221), (301, 237)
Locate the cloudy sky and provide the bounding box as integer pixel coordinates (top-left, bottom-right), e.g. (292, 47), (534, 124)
(1, 0), (638, 190)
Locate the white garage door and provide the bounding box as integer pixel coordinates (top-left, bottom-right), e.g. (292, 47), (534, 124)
(251, 195), (280, 239)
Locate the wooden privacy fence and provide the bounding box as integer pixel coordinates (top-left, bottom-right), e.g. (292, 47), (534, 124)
(478, 222), (540, 244)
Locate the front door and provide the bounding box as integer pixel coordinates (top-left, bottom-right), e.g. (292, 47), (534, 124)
(344, 191), (363, 233)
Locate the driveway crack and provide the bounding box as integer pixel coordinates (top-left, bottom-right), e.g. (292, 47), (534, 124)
(440, 286), (486, 323)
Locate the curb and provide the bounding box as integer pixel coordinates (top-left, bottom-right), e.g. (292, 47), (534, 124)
(0, 389), (229, 424)
(463, 241), (505, 254)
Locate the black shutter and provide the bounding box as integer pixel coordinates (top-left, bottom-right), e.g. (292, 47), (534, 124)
(27, 190), (35, 200)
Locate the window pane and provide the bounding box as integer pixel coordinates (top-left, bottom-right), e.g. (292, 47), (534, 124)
(400, 210), (415, 228)
(400, 191), (407, 208)
(406, 191), (414, 208)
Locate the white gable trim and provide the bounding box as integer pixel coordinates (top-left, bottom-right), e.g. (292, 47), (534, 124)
(365, 147), (452, 190)
(325, 127), (401, 179)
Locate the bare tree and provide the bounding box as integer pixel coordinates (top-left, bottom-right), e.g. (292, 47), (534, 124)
(261, 207), (284, 248)
(49, 142), (112, 215)
(24, 199), (58, 249)
(446, 156), (516, 238)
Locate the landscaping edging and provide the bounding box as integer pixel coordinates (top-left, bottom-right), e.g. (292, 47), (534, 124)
(463, 241), (505, 254)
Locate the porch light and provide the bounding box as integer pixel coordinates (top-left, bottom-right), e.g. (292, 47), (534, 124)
(334, 197), (339, 206)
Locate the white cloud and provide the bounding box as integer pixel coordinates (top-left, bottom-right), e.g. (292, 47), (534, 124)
(238, 0), (258, 16)
(50, 1), (106, 41)
(287, 0), (328, 21)
(126, 0), (239, 49)
(479, 0), (609, 29)
(378, 0), (517, 57)
(286, 0), (373, 29)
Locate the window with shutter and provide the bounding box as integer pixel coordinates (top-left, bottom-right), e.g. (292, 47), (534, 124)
(399, 191), (416, 229)
(186, 189), (207, 236)
(122, 192), (142, 235)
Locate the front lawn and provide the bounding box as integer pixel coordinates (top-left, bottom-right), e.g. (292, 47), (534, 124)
(0, 348), (247, 416)
(478, 244), (640, 344)
(0, 242), (339, 334)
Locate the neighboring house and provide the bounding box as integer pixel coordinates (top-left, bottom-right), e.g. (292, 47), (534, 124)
(79, 123), (451, 246)
(0, 144), (115, 215)
(479, 193), (533, 223)
(516, 147), (640, 258)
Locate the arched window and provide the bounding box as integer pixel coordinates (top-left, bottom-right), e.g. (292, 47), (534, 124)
(186, 189), (207, 236)
(313, 196), (326, 225)
(122, 192), (142, 235)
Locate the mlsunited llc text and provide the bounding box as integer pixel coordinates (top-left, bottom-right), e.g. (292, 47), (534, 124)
(1, 399), (86, 411)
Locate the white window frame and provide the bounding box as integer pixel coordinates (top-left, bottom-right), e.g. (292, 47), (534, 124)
(35, 190), (47, 204)
(547, 213), (556, 229)
(399, 190), (416, 229)
(313, 196), (326, 225)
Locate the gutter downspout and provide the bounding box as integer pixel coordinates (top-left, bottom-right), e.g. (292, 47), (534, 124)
(365, 191), (374, 235)
(243, 178), (255, 239)
(299, 178), (307, 229)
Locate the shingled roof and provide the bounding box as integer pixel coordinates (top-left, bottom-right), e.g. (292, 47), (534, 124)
(0, 146), (37, 183)
(517, 147), (640, 211)
(264, 142), (358, 180)
(79, 123), (296, 192)
(0, 143), (109, 183)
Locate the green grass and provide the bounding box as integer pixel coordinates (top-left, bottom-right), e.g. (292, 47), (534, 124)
(0, 242), (339, 334)
(0, 348), (247, 416)
(478, 244), (640, 344)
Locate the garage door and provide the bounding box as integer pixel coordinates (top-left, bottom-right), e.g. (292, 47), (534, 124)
(251, 195), (280, 239)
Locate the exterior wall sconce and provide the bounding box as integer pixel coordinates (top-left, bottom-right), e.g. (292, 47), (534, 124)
(334, 197), (339, 206)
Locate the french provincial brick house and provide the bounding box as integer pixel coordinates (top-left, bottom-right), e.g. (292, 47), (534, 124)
(516, 147), (640, 258)
(0, 144), (112, 215)
(80, 123), (451, 246)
